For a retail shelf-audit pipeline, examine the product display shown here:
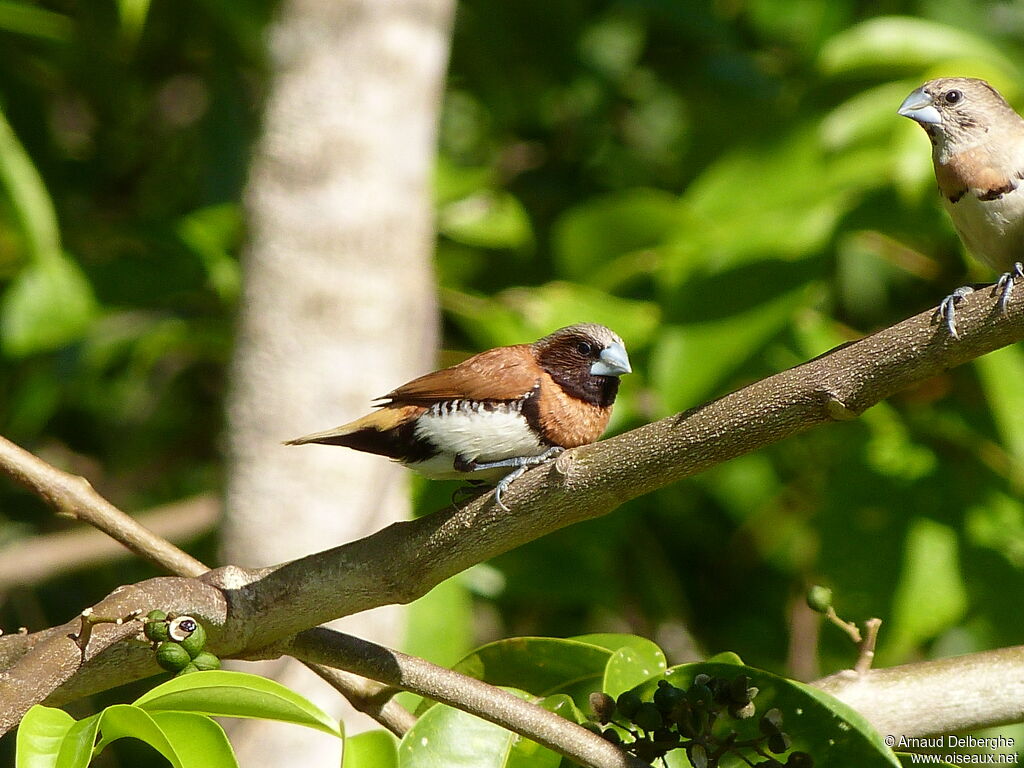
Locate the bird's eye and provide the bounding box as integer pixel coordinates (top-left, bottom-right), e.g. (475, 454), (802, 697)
(576, 341), (593, 356)
(944, 90), (962, 104)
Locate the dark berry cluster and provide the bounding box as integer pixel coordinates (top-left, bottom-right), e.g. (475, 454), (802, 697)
(144, 610), (220, 676)
(587, 674), (812, 767)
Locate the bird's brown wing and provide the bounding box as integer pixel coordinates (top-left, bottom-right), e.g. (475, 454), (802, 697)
(379, 345), (542, 405)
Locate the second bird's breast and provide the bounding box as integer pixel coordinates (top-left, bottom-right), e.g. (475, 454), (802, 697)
(948, 189), (1024, 272)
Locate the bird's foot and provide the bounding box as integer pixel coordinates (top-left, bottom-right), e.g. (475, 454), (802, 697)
(995, 262), (1024, 314)
(936, 285), (975, 339)
(464, 447), (565, 511)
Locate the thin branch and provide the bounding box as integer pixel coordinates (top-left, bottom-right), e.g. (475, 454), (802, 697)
(0, 495), (218, 589)
(0, 438), (207, 578)
(306, 664), (416, 736)
(290, 628), (650, 768)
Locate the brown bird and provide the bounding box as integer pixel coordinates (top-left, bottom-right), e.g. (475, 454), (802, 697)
(285, 323), (631, 510)
(899, 77), (1024, 337)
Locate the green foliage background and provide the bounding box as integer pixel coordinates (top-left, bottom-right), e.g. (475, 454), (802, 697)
(3, 0), (1024, 758)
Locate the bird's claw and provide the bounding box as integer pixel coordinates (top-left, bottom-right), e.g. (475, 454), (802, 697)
(936, 285), (975, 339)
(485, 447), (566, 511)
(995, 262), (1024, 314)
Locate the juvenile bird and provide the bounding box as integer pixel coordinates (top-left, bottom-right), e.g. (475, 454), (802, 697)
(285, 323), (631, 510)
(898, 77), (1024, 337)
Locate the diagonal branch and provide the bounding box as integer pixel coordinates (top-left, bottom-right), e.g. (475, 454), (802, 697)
(237, 286), (1024, 649)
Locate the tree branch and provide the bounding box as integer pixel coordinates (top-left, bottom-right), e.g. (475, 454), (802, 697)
(815, 645), (1024, 735)
(289, 628), (649, 768)
(3, 286), (1024, 746)
(0, 495), (218, 589)
(0, 438), (208, 578)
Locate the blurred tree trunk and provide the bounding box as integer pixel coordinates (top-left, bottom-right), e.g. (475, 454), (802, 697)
(222, 0), (452, 762)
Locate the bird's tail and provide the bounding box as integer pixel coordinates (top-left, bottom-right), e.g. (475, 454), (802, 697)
(283, 405), (424, 458)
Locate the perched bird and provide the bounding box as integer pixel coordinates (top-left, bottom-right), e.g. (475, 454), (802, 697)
(898, 77), (1024, 337)
(285, 323), (631, 510)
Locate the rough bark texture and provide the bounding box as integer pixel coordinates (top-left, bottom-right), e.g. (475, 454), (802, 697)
(222, 0), (451, 760)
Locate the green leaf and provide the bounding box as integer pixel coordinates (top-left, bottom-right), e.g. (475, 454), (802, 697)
(571, 634), (667, 698)
(438, 190), (533, 250)
(538, 693), (586, 725)
(0, 0), (73, 41)
(552, 189), (680, 283)
(343, 730), (398, 768)
(704, 651), (744, 665)
(637, 662), (900, 766)
(650, 288), (807, 413)
(884, 518), (967, 661)
(55, 714), (102, 768)
(15, 705), (75, 768)
(132, 670), (341, 737)
(974, 345), (1024, 470)
(175, 204), (242, 303)
(89, 705), (179, 766)
(116, 0), (149, 46)
(401, 689), (560, 768)
(818, 16), (1019, 76)
(149, 712), (238, 768)
(433, 637), (613, 714)
(0, 255), (98, 356)
(0, 104), (61, 263)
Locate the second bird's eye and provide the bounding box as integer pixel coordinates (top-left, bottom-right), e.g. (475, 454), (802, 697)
(944, 90), (962, 104)
(576, 341), (593, 356)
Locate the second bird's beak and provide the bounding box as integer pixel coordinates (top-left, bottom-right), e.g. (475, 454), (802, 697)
(590, 342), (632, 377)
(898, 88), (942, 125)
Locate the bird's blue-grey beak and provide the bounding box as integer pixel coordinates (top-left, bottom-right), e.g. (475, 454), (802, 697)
(898, 88), (942, 125)
(590, 342), (632, 377)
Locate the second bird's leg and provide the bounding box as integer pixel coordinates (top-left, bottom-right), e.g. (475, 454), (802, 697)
(995, 262), (1024, 313)
(937, 285), (975, 339)
(459, 447), (565, 511)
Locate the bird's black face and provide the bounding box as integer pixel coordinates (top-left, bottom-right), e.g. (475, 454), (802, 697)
(533, 324), (631, 408)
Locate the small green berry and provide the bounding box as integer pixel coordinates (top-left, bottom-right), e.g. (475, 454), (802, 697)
(191, 651), (221, 671)
(169, 616), (207, 657)
(806, 585), (833, 614)
(175, 662), (200, 676)
(155, 641), (191, 672)
(144, 610), (170, 643)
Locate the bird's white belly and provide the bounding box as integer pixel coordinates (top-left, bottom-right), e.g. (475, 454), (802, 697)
(409, 402), (547, 479)
(948, 190), (1024, 272)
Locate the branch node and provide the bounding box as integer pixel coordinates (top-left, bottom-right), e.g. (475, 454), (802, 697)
(824, 395), (858, 421)
(854, 617), (882, 676)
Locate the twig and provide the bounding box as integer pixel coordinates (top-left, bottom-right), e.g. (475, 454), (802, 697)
(0, 495), (218, 589)
(854, 618), (881, 676)
(290, 628), (649, 768)
(0, 438), (207, 578)
(306, 664), (415, 736)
